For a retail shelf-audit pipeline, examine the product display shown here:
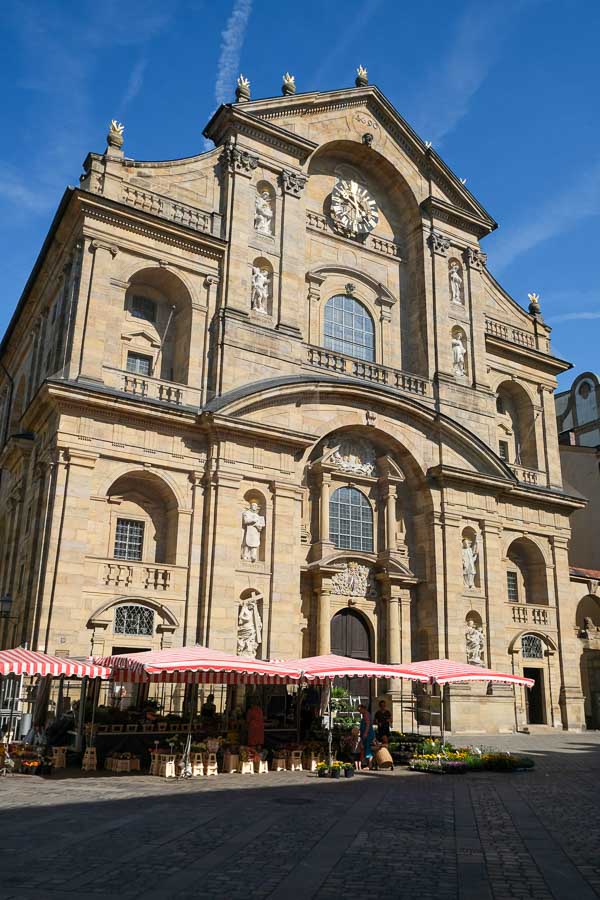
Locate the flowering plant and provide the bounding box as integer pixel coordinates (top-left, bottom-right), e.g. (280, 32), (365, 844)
(330, 760), (344, 771)
(316, 761), (329, 772)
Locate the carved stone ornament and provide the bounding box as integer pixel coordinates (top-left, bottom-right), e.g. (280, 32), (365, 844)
(429, 230), (451, 256)
(331, 562), (377, 598)
(329, 438), (377, 476)
(235, 74), (251, 102)
(237, 597), (262, 657)
(463, 246), (487, 270)
(465, 619), (484, 665)
(107, 120), (124, 149)
(222, 142), (259, 175)
(282, 72), (296, 95)
(250, 266), (270, 314)
(355, 65), (369, 87)
(280, 169), (308, 197)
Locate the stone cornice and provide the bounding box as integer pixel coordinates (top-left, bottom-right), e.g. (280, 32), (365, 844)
(484, 333), (572, 376)
(421, 195), (494, 239)
(203, 104), (317, 162)
(197, 411), (316, 449)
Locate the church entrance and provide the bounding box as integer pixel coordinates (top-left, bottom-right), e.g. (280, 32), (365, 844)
(523, 667), (545, 724)
(331, 609), (372, 706)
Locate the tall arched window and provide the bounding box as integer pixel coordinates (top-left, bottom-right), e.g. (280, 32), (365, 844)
(324, 295), (375, 361)
(329, 486), (373, 552)
(114, 604), (154, 636)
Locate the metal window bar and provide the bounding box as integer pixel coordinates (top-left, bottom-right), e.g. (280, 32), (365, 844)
(126, 353), (152, 376)
(507, 571), (519, 602)
(324, 295), (375, 362)
(114, 519), (145, 561)
(114, 605), (154, 636)
(521, 634), (543, 659)
(329, 486), (373, 552)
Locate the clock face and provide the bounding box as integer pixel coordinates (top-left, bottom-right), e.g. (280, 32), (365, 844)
(330, 179), (379, 236)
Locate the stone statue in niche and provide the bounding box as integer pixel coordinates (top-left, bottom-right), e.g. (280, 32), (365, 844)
(462, 535), (478, 589)
(330, 439), (376, 476)
(241, 501), (265, 562)
(582, 617), (600, 638)
(237, 596), (263, 657)
(251, 266), (269, 313)
(254, 191), (273, 235)
(449, 262), (463, 304)
(452, 333), (467, 377)
(465, 618), (484, 665)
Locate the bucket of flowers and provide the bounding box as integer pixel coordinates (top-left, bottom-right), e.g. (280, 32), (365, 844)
(330, 760), (344, 779)
(343, 762), (355, 779)
(316, 761), (329, 778)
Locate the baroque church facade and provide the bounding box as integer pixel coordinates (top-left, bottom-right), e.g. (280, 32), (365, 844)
(0, 71), (588, 731)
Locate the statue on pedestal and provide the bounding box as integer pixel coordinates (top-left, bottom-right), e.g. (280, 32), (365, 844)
(251, 266), (269, 313)
(254, 191), (273, 235)
(465, 619), (484, 665)
(462, 536), (478, 589)
(241, 501), (265, 562)
(450, 262), (463, 304)
(452, 333), (467, 376)
(237, 597), (262, 658)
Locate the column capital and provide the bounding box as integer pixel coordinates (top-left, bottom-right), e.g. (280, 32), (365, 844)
(221, 142), (259, 176)
(428, 229), (450, 256)
(280, 169), (308, 197)
(463, 246), (487, 270)
(89, 239), (119, 258)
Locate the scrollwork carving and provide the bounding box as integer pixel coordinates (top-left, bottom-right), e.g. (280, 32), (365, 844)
(280, 169), (307, 197)
(331, 562), (377, 598)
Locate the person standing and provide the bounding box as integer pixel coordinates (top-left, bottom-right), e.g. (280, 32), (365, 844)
(374, 699), (392, 744)
(358, 704), (375, 768)
(246, 700), (264, 748)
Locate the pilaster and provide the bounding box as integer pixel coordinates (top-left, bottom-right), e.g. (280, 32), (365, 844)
(276, 169), (307, 338)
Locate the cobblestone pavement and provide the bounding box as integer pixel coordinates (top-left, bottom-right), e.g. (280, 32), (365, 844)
(1, 732), (599, 900)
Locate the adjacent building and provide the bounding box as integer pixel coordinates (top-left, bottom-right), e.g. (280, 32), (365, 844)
(0, 72), (589, 731)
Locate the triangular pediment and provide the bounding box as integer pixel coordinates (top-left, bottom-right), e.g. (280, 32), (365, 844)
(204, 85), (496, 233)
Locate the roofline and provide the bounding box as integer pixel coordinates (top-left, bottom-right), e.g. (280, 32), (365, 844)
(0, 186), (75, 364)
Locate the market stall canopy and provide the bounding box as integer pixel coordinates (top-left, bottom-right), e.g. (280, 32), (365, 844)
(280, 654), (430, 683)
(397, 658), (534, 688)
(95, 645), (304, 684)
(0, 648), (111, 679)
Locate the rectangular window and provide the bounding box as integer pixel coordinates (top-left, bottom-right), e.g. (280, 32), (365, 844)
(507, 571), (519, 602)
(114, 519), (145, 561)
(498, 440), (509, 461)
(126, 352), (152, 376)
(131, 296), (156, 323)
(17, 563), (25, 593)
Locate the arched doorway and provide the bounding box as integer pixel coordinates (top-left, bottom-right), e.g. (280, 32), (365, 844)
(331, 609), (372, 704)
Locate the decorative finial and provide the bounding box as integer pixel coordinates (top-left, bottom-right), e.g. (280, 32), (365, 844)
(355, 65), (368, 87)
(528, 292), (542, 316)
(282, 72), (296, 96)
(235, 74), (251, 102)
(460, 177), (467, 185)
(107, 119), (124, 149)
(425, 141), (432, 150)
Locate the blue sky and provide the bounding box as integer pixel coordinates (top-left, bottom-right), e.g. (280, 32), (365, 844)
(1, 0), (599, 388)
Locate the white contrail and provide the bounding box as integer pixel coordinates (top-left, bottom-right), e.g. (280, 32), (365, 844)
(214, 0), (253, 107)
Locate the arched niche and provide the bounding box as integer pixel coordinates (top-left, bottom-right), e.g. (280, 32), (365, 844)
(495, 380), (538, 469)
(448, 257), (465, 305)
(505, 537), (549, 606)
(576, 594), (600, 633)
(99, 470), (180, 565)
(241, 489), (267, 563)
(123, 267), (193, 384)
(451, 325), (468, 378)
(254, 180), (275, 236)
(462, 526), (480, 590)
(465, 609), (482, 629)
(250, 256), (273, 316)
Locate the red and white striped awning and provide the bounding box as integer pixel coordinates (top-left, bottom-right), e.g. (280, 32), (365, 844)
(397, 658), (534, 688)
(0, 648), (111, 679)
(281, 654), (430, 684)
(95, 645), (304, 684)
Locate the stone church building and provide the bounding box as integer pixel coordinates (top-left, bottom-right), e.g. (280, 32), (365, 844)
(0, 71), (589, 731)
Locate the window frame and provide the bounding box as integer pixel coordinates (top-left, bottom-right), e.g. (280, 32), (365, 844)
(113, 517), (146, 561)
(329, 485), (374, 553)
(499, 440), (509, 462)
(323, 294), (375, 362)
(130, 295), (157, 324)
(114, 604), (155, 637)
(126, 351), (153, 377)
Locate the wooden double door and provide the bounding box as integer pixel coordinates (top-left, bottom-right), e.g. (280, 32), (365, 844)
(330, 608), (372, 705)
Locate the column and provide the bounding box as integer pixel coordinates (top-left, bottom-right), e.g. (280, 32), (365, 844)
(269, 482), (304, 659)
(385, 484), (397, 552)
(462, 246), (490, 390)
(221, 142), (258, 318)
(317, 587), (331, 655)
(184, 472), (204, 646)
(550, 534), (585, 729)
(77, 241), (119, 383)
(277, 170), (308, 338)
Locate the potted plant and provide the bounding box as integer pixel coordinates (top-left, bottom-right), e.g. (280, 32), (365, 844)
(316, 761), (329, 778)
(343, 762), (355, 778)
(330, 761), (343, 779)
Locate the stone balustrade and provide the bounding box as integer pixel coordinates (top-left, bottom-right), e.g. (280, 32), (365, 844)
(306, 346), (430, 398)
(485, 316), (536, 350)
(509, 603), (551, 627)
(103, 366), (201, 409)
(508, 463), (545, 486)
(306, 211), (401, 258)
(88, 558), (186, 597)
(121, 184), (222, 237)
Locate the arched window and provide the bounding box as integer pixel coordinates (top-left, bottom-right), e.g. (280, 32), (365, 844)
(114, 604), (154, 636)
(324, 295), (375, 361)
(329, 486), (373, 552)
(521, 634), (543, 659)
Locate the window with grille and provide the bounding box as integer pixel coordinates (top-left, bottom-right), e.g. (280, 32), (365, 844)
(131, 295), (156, 323)
(496, 395), (505, 414)
(324, 295), (375, 362)
(127, 352), (152, 376)
(114, 519), (145, 560)
(499, 440), (509, 461)
(507, 571), (519, 602)
(329, 486), (373, 552)
(114, 604), (154, 636)
(521, 634), (543, 659)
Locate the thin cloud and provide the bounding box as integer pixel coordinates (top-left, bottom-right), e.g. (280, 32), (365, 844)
(410, 0), (536, 146)
(121, 58), (148, 108)
(490, 158), (600, 272)
(549, 312), (600, 323)
(214, 0), (253, 107)
(310, 0), (385, 88)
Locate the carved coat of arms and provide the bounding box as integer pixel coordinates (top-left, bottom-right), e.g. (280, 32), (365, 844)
(331, 562), (377, 598)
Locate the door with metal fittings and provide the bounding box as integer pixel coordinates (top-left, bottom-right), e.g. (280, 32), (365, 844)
(331, 609), (372, 706)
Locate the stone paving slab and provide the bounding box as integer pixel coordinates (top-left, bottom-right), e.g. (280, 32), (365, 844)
(0, 732), (599, 899)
